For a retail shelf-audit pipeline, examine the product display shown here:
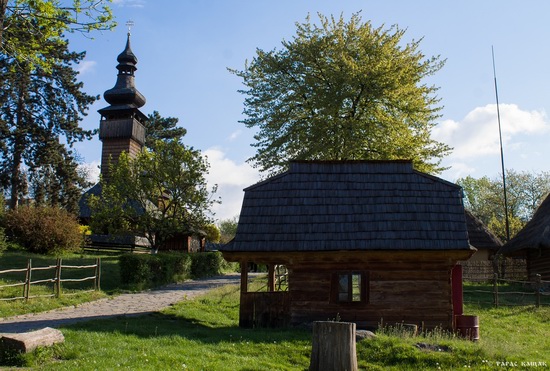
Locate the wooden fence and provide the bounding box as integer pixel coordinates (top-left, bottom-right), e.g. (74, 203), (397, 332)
(460, 258), (527, 282)
(0, 258), (101, 301)
(464, 273), (550, 307)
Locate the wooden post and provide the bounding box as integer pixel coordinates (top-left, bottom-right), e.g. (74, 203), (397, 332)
(55, 258), (62, 298)
(95, 258), (101, 291)
(267, 264), (275, 292)
(24, 259), (32, 301)
(493, 273), (499, 307)
(240, 262), (248, 294)
(535, 274), (542, 308)
(309, 321), (358, 371)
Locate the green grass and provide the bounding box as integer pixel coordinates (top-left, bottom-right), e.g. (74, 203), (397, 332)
(5, 279), (549, 370)
(0, 251), (121, 317)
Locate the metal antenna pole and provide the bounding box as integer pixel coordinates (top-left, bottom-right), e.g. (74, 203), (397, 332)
(492, 46), (510, 242)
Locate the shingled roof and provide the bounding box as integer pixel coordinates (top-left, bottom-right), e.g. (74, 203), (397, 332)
(224, 160), (471, 252)
(465, 209), (503, 250)
(499, 193), (550, 255)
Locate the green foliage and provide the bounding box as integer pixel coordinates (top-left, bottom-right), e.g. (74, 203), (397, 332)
(89, 140), (218, 250)
(204, 223), (221, 242)
(190, 251), (225, 278)
(119, 253), (191, 290)
(231, 12), (450, 176)
(218, 216), (238, 244)
(144, 111), (187, 151)
(457, 169), (550, 241)
(0, 0), (114, 72)
(119, 252), (228, 290)
(3, 206), (83, 254)
(0, 14), (97, 211)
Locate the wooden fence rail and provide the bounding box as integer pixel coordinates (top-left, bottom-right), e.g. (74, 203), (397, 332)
(464, 272), (550, 307)
(0, 258), (100, 301)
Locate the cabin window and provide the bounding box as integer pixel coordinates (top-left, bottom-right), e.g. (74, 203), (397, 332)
(334, 272), (368, 303)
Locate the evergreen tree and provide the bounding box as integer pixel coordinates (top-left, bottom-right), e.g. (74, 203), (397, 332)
(0, 17), (97, 209)
(231, 13), (450, 175)
(145, 111), (187, 151)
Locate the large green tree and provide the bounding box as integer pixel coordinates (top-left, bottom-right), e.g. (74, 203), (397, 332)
(0, 0), (114, 70)
(457, 170), (550, 241)
(0, 17), (97, 209)
(145, 110), (187, 151)
(231, 13), (450, 175)
(89, 140), (218, 251)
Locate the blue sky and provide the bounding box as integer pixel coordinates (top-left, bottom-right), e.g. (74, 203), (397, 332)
(70, 0), (550, 221)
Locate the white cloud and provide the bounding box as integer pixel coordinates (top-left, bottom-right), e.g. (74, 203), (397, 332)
(227, 130), (241, 141)
(433, 104), (549, 160)
(203, 147), (260, 221)
(79, 161), (101, 185)
(76, 60), (97, 75)
(112, 0), (146, 8)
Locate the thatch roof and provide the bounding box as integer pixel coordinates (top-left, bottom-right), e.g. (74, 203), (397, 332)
(499, 193), (550, 255)
(465, 209), (502, 250)
(223, 160), (472, 252)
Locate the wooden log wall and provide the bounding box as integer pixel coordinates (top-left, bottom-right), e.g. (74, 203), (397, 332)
(527, 249), (550, 281)
(287, 255), (456, 330)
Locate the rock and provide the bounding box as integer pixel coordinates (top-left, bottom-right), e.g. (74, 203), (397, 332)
(356, 330), (376, 341)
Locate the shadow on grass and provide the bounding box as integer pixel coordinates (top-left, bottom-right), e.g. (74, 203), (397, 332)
(60, 311), (311, 346)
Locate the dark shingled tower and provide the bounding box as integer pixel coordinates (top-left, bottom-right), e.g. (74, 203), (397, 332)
(97, 31), (146, 181)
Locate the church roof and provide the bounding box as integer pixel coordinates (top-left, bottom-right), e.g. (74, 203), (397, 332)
(99, 33), (146, 115)
(223, 160), (472, 252)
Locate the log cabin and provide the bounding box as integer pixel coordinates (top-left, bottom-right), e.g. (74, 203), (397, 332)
(221, 160), (476, 330)
(498, 193), (550, 280)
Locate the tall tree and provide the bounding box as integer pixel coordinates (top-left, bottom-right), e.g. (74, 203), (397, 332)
(0, 0), (114, 70)
(144, 110), (187, 151)
(89, 140), (218, 251)
(457, 170), (550, 241)
(230, 13), (450, 175)
(0, 17), (97, 209)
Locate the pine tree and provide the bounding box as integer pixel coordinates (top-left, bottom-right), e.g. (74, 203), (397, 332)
(0, 17), (97, 209)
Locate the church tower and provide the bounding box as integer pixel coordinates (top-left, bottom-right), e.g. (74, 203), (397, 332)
(98, 31), (146, 181)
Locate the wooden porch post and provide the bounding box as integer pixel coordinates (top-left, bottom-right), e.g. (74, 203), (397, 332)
(240, 261), (248, 293)
(268, 264), (275, 292)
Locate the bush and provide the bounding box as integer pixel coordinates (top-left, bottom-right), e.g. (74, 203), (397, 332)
(119, 252), (228, 290)
(119, 253), (192, 290)
(3, 206), (83, 254)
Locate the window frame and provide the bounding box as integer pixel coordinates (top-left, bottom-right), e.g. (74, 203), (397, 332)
(331, 271), (369, 304)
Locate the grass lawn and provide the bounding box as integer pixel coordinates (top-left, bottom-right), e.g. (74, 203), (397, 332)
(0, 251), (121, 317)
(4, 278), (549, 370)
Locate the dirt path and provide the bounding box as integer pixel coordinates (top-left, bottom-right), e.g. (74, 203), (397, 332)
(0, 274), (241, 334)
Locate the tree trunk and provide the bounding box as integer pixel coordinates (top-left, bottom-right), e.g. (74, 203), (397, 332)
(0, 327), (64, 354)
(0, 0), (7, 46)
(309, 321), (358, 371)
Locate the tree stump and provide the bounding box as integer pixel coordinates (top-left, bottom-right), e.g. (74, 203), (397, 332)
(0, 327), (64, 354)
(309, 321), (358, 371)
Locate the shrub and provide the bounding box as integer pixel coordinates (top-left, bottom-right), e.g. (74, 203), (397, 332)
(119, 253), (192, 290)
(3, 206), (83, 254)
(190, 252), (225, 278)
(119, 252), (228, 290)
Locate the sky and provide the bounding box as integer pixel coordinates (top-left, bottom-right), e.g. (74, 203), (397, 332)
(69, 0), (550, 222)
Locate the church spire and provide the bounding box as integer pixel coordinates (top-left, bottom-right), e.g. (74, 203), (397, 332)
(98, 29), (147, 182)
(100, 31), (146, 115)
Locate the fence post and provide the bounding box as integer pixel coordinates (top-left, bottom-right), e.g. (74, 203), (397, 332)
(493, 273), (499, 307)
(95, 258), (101, 291)
(535, 274), (542, 308)
(55, 258), (62, 298)
(24, 259), (32, 301)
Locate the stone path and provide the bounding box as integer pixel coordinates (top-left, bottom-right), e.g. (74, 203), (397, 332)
(0, 274), (241, 334)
